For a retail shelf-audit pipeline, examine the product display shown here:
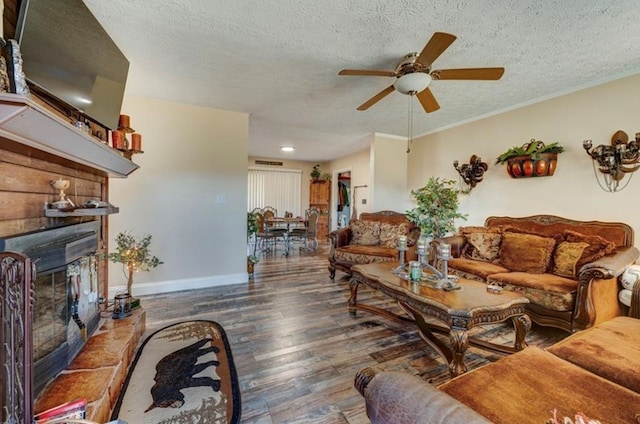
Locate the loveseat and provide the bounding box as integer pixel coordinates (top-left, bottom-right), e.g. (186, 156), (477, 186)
(432, 215), (639, 332)
(355, 316), (640, 424)
(327, 211), (420, 279)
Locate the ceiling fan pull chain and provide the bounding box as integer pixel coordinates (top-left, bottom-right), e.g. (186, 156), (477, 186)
(407, 94), (414, 154)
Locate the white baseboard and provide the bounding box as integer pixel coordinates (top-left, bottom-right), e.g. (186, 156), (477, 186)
(107, 272), (248, 298)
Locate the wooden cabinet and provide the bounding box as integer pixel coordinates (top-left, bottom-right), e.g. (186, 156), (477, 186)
(309, 179), (331, 241)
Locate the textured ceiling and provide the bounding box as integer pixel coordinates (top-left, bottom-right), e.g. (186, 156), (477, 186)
(83, 0), (640, 161)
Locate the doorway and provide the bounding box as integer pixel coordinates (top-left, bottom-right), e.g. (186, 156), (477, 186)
(335, 171), (351, 229)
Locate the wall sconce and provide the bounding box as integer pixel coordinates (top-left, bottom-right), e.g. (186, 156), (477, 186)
(453, 155), (488, 193)
(583, 130), (640, 192)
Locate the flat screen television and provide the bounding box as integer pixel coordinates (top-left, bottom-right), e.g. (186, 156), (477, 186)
(16, 0), (130, 130)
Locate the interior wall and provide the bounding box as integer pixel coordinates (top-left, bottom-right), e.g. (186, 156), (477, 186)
(108, 96), (249, 294)
(371, 133), (410, 213)
(326, 143), (372, 222)
(407, 72), (640, 247)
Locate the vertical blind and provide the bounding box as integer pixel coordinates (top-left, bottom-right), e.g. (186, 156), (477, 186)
(248, 167), (302, 216)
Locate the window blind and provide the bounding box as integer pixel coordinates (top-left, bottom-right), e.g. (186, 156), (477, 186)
(248, 167), (302, 216)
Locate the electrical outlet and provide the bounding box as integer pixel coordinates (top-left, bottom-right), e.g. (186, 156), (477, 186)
(362, 198), (367, 204)
(216, 194), (226, 204)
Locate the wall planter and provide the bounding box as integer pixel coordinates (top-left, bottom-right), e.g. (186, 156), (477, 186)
(496, 139), (564, 179)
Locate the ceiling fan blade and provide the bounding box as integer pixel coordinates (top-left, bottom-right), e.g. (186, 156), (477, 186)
(415, 32), (457, 68)
(434, 67), (505, 80)
(416, 88), (440, 113)
(357, 85), (395, 110)
(339, 69), (396, 77)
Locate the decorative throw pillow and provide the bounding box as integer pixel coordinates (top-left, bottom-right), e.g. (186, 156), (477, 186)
(459, 226), (503, 262)
(379, 222), (410, 248)
(563, 230), (616, 269)
(552, 241), (590, 278)
(499, 232), (556, 274)
(350, 219), (381, 246)
(466, 232), (502, 262)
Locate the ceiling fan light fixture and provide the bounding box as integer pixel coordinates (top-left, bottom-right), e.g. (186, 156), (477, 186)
(394, 72), (432, 95)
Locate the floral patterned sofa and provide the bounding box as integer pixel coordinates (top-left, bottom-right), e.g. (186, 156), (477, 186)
(328, 211), (420, 279)
(432, 215), (639, 332)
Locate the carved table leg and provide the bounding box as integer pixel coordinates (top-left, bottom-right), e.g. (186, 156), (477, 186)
(348, 279), (360, 316)
(449, 328), (469, 377)
(512, 314), (531, 351)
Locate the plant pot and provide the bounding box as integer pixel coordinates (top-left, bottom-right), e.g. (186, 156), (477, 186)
(505, 153), (558, 178)
(247, 259), (255, 277)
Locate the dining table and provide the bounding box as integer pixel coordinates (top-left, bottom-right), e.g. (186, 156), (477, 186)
(266, 216), (306, 256)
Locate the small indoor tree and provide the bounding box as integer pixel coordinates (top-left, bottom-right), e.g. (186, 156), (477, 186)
(108, 231), (163, 296)
(406, 177), (468, 240)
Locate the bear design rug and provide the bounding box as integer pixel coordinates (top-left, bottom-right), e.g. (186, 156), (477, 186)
(111, 320), (241, 424)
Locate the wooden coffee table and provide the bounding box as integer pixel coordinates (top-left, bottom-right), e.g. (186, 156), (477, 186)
(349, 262), (531, 377)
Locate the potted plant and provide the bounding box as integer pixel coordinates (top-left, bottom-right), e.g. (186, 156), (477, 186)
(310, 164), (321, 180)
(108, 231), (163, 298)
(406, 177), (468, 241)
(247, 212), (259, 275)
(496, 139), (565, 178)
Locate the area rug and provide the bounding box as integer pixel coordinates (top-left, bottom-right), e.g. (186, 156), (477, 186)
(111, 320), (241, 424)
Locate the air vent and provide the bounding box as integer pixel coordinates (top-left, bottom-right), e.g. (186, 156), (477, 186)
(255, 160), (283, 166)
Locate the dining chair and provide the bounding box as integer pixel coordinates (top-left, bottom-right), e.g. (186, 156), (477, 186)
(262, 208), (288, 241)
(254, 211), (279, 254)
(290, 207), (320, 251)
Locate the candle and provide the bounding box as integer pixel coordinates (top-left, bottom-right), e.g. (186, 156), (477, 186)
(131, 133), (142, 151)
(398, 235), (407, 250)
(111, 130), (126, 150)
(439, 243), (451, 259)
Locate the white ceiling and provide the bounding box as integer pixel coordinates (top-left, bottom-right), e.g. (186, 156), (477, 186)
(83, 0), (640, 162)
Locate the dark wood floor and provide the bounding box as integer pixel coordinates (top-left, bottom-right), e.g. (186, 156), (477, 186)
(139, 244), (568, 424)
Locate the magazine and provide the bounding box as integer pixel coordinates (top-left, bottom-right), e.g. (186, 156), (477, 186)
(34, 398), (87, 423)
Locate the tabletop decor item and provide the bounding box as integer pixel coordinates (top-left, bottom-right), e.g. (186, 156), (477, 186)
(51, 178), (75, 209)
(496, 139), (564, 178)
(108, 231), (163, 298)
(392, 235), (408, 277)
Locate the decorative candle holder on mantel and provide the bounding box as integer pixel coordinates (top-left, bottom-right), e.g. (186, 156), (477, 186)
(113, 114), (144, 160)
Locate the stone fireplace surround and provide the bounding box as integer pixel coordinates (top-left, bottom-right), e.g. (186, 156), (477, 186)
(1, 223), (146, 422)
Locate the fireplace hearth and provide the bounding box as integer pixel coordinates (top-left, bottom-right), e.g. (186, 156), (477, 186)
(1, 221), (101, 395)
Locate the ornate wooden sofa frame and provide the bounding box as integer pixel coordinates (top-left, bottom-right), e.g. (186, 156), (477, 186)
(433, 215), (639, 333)
(327, 211), (419, 279)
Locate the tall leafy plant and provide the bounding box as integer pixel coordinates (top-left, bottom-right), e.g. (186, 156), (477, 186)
(406, 177), (467, 239)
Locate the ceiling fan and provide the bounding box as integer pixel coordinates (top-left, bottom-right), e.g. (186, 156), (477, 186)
(338, 32), (505, 113)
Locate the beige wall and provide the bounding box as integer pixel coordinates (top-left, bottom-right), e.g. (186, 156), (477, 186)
(408, 72), (640, 247)
(108, 96), (249, 295)
(371, 133), (410, 213)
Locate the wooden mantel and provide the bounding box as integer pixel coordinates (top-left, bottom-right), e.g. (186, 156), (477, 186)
(0, 93), (138, 178)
